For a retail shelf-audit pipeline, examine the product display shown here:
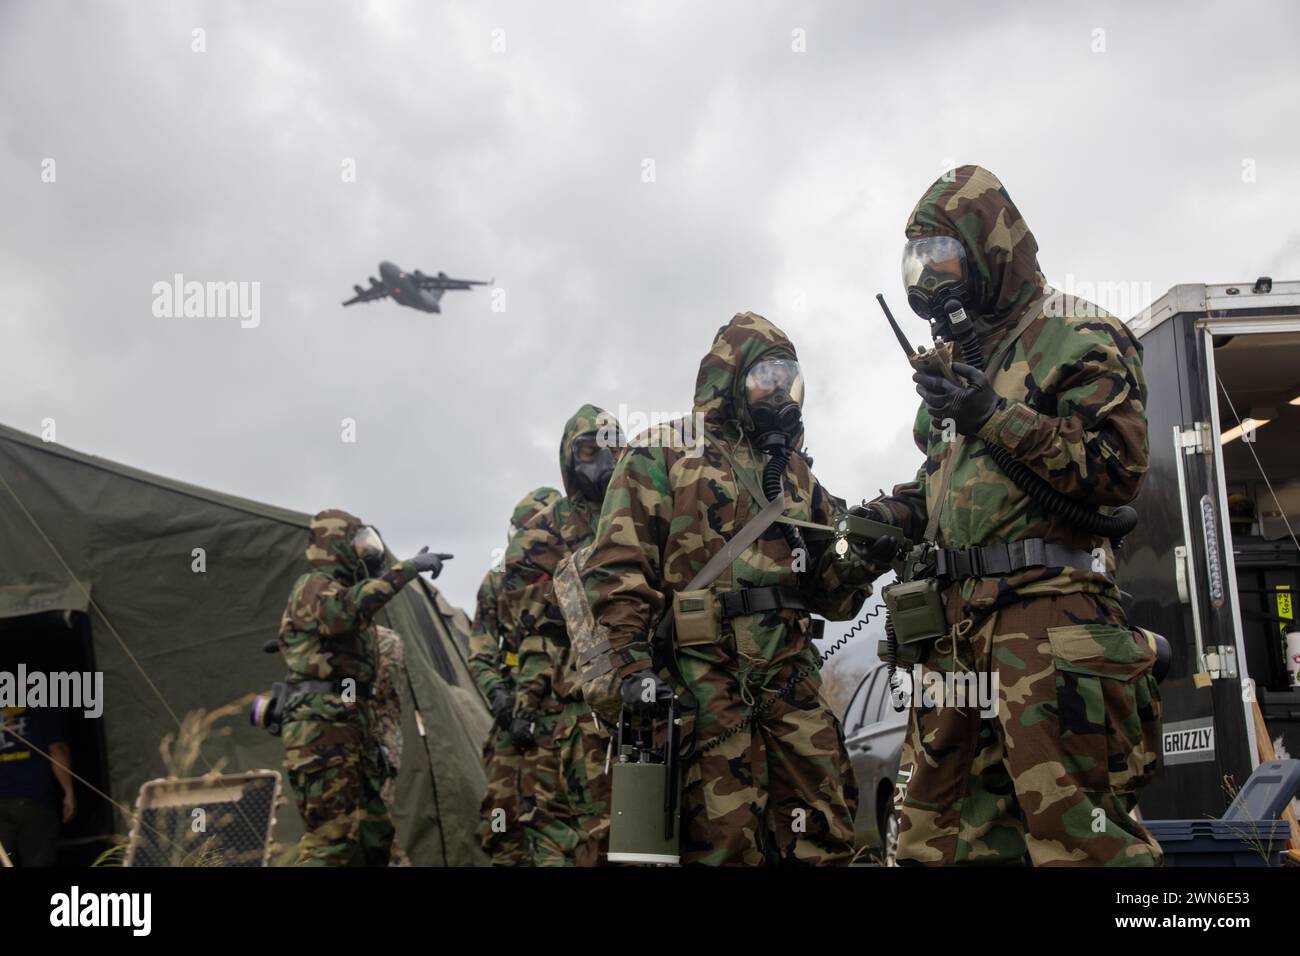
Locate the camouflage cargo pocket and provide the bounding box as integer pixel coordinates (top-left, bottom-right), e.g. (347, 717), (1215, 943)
(1047, 624), (1158, 793)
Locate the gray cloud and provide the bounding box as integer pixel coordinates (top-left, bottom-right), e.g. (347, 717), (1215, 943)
(2, 0), (1297, 614)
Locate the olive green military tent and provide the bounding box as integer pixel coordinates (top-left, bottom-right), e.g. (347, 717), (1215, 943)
(0, 423), (489, 865)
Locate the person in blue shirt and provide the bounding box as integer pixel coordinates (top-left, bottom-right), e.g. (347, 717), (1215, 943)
(0, 703), (76, 866)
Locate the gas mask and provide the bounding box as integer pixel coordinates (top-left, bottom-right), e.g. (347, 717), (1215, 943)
(352, 525), (386, 579)
(902, 235), (978, 339)
(743, 357), (804, 452)
(570, 433), (617, 503)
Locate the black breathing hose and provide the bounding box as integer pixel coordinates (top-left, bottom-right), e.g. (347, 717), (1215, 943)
(946, 317), (1137, 544)
(763, 443), (806, 559)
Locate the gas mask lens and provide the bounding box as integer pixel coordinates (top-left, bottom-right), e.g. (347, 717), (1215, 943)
(353, 526), (385, 576)
(743, 358), (804, 409)
(570, 434), (617, 501)
(902, 235), (969, 318)
(744, 358), (805, 450)
(571, 434), (607, 464)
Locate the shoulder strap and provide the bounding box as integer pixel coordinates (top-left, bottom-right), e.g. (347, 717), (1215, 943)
(684, 492), (785, 591)
(701, 430), (836, 535)
(984, 293), (1050, 379)
(920, 295), (1049, 544)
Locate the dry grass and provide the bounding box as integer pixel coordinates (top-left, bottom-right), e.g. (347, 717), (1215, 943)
(99, 695), (266, 866)
(158, 694), (257, 779)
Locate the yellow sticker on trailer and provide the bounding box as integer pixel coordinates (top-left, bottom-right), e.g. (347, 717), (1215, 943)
(1277, 585), (1292, 638)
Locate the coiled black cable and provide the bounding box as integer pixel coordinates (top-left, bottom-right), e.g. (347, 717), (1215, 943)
(946, 317), (1137, 544)
(695, 600), (885, 754)
(882, 614), (908, 713)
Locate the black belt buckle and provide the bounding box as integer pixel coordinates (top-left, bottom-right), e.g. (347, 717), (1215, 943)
(720, 590), (748, 618)
(948, 549), (975, 579)
(936, 548), (965, 580)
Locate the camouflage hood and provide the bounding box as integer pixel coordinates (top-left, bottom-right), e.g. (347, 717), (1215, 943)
(510, 486), (562, 532)
(906, 165), (1047, 332)
(305, 508), (365, 580)
(559, 404), (620, 502)
(693, 312), (800, 438)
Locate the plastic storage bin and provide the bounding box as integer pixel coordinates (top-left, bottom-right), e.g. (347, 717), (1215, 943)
(1145, 818), (1292, 867)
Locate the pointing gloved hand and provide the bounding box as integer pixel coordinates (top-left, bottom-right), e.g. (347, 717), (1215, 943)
(913, 362), (1003, 437)
(847, 503), (904, 563)
(411, 546), (454, 578)
(510, 714), (536, 751)
(619, 670), (674, 716)
(488, 686), (514, 729)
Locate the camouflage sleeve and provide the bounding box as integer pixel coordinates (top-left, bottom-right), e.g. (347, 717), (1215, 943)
(975, 318), (1148, 505)
(583, 444), (674, 681)
(501, 513), (568, 641)
(501, 512), (566, 716)
(871, 405), (931, 542)
(512, 632), (559, 716)
(372, 626), (405, 773)
(467, 570), (504, 699)
(311, 561), (418, 637)
(804, 481), (874, 620)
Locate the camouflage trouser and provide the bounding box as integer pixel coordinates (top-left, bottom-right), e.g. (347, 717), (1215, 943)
(680, 661), (859, 867)
(282, 696), (394, 867)
(478, 724), (528, 866)
(519, 700), (611, 866)
(559, 709), (613, 865)
(896, 592), (1163, 866)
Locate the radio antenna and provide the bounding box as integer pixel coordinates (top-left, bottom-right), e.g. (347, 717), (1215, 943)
(876, 294), (915, 357)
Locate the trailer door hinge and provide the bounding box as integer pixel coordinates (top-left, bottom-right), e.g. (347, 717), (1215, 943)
(1201, 645), (1239, 680)
(1177, 422), (1213, 455)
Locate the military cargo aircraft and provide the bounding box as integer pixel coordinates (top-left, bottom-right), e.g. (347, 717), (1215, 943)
(342, 261), (492, 313)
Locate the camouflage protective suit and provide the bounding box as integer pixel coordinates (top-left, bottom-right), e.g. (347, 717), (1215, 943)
(372, 625), (410, 866)
(873, 166), (1162, 866)
(583, 314), (874, 866)
(278, 509), (420, 866)
(502, 405), (622, 866)
(468, 486), (561, 866)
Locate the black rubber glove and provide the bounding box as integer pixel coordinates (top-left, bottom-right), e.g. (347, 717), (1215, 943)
(488, 686), (514, 728)
(912, 362), (1003, 437)
(847, 503), (903, 563)
(411, 546), (454, 578)
(510, 714), (536, 751)
(619, 670), (674, 716)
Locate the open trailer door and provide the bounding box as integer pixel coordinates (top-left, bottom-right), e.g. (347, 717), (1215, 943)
(1121, 280), (1300, 819)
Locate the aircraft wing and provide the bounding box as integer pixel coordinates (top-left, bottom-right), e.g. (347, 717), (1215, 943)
(413, 274), (492, 291)
(342, 282), (390, 306)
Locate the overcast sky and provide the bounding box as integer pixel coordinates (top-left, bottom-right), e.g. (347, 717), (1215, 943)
(3, 0), (1298, 634)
